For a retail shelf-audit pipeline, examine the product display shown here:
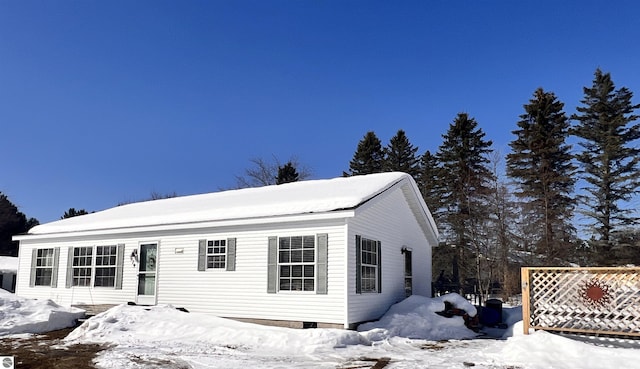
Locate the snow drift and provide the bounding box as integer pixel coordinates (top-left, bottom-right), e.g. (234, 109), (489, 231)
(358, 293), (478, 340)
(0, 289), (84, 336)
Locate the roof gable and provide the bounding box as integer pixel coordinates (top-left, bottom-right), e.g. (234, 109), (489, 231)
(27, 172), (432, 236)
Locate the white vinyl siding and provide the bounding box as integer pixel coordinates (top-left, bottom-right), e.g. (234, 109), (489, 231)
(347, 183), (433, 324)
(17, 227), (346, 325)
(158, 222), (346, 325)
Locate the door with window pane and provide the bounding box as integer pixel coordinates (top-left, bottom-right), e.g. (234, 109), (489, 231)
(136, 243), (158, 305)
(404, 249), (413, 297)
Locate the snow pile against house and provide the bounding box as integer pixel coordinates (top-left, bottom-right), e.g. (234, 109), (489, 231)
(0, 290), (84, 335)
(358, 294), (478, 340)
(67, 295), (478, 349)
(66, 304), (366, 352)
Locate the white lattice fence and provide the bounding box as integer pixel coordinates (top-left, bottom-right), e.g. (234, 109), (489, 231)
(522, 267), (640, 337)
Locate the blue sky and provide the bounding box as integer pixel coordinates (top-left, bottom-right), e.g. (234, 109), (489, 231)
(1, 0), (639, 224)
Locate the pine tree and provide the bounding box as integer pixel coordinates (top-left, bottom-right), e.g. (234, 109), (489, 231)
(276, 162), (300, 185)
(0, 192), (38, 256)
(61, 208), (89, 219)
(571, 69), (640, 262)
(436, 113), (494, 290)
(416, 150), (442, 218)
(438, 114), (494, 228)
(345, 131), (385, 176)
(507, 88), (576, 263)
(383, 129), (420, 178)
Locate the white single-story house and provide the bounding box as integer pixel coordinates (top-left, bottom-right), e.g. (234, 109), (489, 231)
(0, 256), (18, 292)
(13, 172), (438, 329)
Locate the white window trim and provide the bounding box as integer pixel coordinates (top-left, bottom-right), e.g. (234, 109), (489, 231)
(360, 237), (378, 293)
(71, 246), (93, 287)
(69, 245), (119, 288)
(34, 248), (55, 286)
(206, 239), (227, 269)
(277, 235), (316, 292)
(94, 245), (118, 288)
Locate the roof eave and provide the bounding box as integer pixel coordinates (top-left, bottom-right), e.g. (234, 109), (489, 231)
(13, 209), (356, 242)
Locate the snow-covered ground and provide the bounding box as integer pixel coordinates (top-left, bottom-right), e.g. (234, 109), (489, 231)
(2, 290), (640, 369)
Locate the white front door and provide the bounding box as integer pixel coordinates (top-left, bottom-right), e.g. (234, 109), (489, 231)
(136, 243), (158, 305)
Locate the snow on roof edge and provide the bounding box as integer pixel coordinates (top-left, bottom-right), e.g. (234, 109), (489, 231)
(26, 172), (418, 236)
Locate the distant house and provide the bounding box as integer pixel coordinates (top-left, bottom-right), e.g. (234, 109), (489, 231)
(0, 256), (18, 292)
(13, 172), (438, 329)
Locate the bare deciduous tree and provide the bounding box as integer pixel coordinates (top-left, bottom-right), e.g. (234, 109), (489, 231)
(235, 156), (311, 188)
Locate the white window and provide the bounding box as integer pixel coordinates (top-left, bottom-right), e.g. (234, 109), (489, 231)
(198, 238), (236, 272)
(68, 245), (118, 288)
(360, 238), (378, 293)
(34, 248), (55, 286)
(356, 236), (381, 294)
(278, 235), (315, 291)
(207, 240), (226, 269)
(95, 245), (118, 287)
(71, 246), (93, 286)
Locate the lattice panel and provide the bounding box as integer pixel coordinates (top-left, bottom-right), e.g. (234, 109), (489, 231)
(522, 267), (640, 337)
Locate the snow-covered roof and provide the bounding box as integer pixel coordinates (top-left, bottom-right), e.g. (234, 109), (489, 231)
(0, 256), (17, 273)
(25, 172), (435, 237)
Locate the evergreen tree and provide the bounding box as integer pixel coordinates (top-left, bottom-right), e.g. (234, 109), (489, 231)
(436, 113), (494, 290)
(571, 69), (640, 262)
(25, 217), (39, 230)
(345, 131), (385, 176)
(416, 150), (443, 218)
(507, 88), (576, 263)
(383, 129), (420, 178)
(608, 228), (640, 266)
(61, 208), (89, 219)
(0, 192), (38, 256)
(276, 162), (300, 184)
